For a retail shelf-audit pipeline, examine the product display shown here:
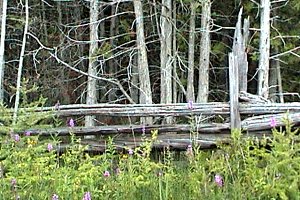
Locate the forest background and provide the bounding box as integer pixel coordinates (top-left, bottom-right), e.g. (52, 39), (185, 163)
(0, 0), (299, 126)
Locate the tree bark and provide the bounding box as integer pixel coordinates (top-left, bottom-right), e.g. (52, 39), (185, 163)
(172, 0), (177, 104)
(0, 0), (7, 102)
(13, 0), (29, 124)
(85, 0), (99, 129)
(186, 1), (197, 102)
(257, 0), (270, 99)
(133, 0), (153, 124)
(197, 0), (211, 103)
(160, 0), (173, 123)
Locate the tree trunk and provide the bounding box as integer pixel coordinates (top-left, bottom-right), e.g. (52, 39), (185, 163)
(187, 1), (197, 102)
(13, 0), (29, 124)
(108, 4), (117, 102)
(257, 0), (270, 99)
(0, 0), (7, 102)
(197, 0), (211, 103)
(160, 0), (173, 123)
(172, 0), (177, 104)
(129, 51), (139, 104)
(85, 0), (99, 129)
(133, 0), (153, 124)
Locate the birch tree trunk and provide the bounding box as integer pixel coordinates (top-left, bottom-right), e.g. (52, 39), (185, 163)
(129, 52), (139, 104)
(133, 0), (153, 124)
(197, 0), (211, 103)
(160, 0), (172, 123)
(13, 0), (29, 124)
(172, 0), (177, 104)
(0, 0), (7, 102)
(85, 0), (99, 128)
(186, 1), (197, 102)
(257, 0), (270, 99)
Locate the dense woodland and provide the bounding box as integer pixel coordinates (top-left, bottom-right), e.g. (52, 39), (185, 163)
(0, 0), (299, 126)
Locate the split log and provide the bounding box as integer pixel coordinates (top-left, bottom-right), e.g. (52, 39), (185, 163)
(22, 123), (230, 136)
(55, 132), (273, 152)
(242, 112), (300, 131)
(22, 102), (300, 117)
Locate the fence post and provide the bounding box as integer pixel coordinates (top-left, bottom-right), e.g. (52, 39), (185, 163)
(229, 53), (241, 131)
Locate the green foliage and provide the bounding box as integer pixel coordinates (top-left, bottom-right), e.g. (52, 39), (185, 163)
(97, 42), (113, 59)
(0, 80), (54, 133)
(0, 115), (299, 199)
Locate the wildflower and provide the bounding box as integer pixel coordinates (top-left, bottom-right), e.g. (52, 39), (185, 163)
(142, 124), (146, 134)
(103, 170), (110, 177)
(11, 178), (17, 191)
(214, 174), (224, 187)
(47, 143), (53, 152)
(52, 194), (59, 200)
(11, 178), (17, 186)
(25, 131), (31, 136)
(270, 117), (277, 128)
(14, 134), (20, 142)
(128, 148), (134, 155)
(68, 118), (75, 127)
(187, 100), (193, 110)
(82, 191), (91, 200)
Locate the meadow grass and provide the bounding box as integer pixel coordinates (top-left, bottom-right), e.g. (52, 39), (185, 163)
(0, 122), (300, 200)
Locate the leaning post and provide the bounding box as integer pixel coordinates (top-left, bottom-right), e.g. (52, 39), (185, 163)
(229, 53), (241, 131)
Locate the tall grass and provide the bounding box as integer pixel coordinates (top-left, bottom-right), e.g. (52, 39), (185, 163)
(0, 123), (299, 200)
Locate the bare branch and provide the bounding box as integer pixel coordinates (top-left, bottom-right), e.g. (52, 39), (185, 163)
(270, 46), (300, 59)
(50, 50), (135, 104)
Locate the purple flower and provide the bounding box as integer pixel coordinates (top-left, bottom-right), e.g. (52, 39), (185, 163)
(142, 124), (146, 134)
(14, 134), (20, 142)
(128, 148), (134, 155)
(270, 117), (277, 128)
(82, 191), (91, 200)
(214, 174), (224, 187)
(187, 100), (193, 110)
(68, 118), (75, 127)
(11, 178), (17, 186)
(52, 194), (59, 200)
(11, 178), (17, 191)
(25, 131), (31, 136)
(103, 170), (110, 177)
(47, 143), (53, 152)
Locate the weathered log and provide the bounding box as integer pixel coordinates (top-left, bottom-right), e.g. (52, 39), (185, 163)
(17, 102), (300, 117)
(18, 111), (300, 136)
(242, 112), (300, 131)
(55, 132), (273, 152)
(22, 123), (230, 136)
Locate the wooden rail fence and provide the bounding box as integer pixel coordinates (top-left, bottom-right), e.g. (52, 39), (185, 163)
(8, 9), (300, 151)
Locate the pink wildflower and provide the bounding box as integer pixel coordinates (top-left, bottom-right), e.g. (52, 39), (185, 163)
(187, 100), (193, 110)
(103, 170), (110, 177)
(214, 174), (224, 187)
(47, 143), (53, 152)
(68, 118), (75, 127)
(270, 117), (277, 128)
